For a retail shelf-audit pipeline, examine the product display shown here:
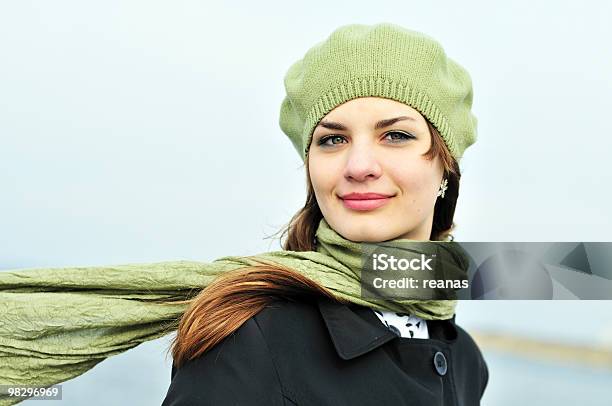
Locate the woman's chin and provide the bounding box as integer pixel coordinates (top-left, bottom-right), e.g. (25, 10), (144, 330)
(332, 219), (400, 243)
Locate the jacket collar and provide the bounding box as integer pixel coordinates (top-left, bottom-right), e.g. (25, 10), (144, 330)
(316, 297), (458, 360)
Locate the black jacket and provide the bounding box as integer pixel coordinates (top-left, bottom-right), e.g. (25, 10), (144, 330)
(162, 296), (489, 405)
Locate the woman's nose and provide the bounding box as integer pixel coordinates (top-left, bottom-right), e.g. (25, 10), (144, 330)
(343, 144), (383, 182)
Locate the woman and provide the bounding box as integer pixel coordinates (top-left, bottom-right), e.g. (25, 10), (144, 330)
(162, 23), (488, 405)
(0, 23), (487, 406)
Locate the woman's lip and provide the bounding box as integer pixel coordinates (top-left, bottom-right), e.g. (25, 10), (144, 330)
(340, 196), (392, 211)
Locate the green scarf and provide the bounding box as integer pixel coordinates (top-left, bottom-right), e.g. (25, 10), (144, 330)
(0, 218), (468, 405)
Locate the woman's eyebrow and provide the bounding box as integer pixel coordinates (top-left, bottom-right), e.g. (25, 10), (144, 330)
(316, 116), (416, 131)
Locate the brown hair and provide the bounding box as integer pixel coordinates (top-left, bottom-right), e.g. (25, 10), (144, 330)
(166, 119), (461, 367)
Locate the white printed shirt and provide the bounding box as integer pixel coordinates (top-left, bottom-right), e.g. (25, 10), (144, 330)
(372, 309), (430, 339)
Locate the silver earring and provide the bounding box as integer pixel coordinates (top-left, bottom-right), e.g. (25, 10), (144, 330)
(437, 178), (448, 198)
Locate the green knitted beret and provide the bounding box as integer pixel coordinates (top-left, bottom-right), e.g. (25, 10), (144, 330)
(279, 23), (477, 162)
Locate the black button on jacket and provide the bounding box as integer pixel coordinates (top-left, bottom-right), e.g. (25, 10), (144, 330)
(162, 296), (489, 405)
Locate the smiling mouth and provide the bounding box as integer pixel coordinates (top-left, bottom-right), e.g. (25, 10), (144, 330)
(339, 196), (393, 211)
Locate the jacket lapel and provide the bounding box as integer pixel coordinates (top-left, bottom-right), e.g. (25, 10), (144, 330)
(317, 297), (459, 361)
(317, 297), (398, 360)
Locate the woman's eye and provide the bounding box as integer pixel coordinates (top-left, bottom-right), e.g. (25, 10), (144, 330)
(318, 135), (347, 146)
(384, 131), (415, 142)
(317, 131), (414, 147)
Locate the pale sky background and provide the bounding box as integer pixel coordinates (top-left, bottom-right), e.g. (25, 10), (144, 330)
(1, 1), (611, 405)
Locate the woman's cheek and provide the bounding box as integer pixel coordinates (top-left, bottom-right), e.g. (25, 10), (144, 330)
(393, 169), (429, 193)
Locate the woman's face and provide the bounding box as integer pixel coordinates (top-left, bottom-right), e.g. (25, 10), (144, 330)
(308, 97), (444, 242)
